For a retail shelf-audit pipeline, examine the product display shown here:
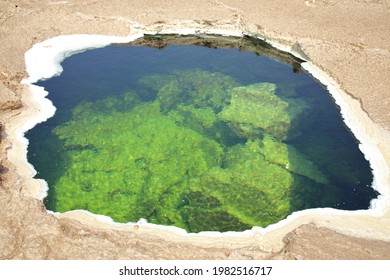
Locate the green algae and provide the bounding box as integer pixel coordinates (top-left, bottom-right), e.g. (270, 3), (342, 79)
(258, 135), (328, 184)
(39, 69), (344, 232)
(139, 69), (238, 111)
(219, 83), (307, 140)
(183, 137), (339, 231)
(52, 98), (224, 224)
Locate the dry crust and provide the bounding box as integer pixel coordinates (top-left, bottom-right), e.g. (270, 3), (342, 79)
(1, 0), (390, 259)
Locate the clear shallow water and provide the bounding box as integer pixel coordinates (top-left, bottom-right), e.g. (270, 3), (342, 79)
(26, 35), (377, 232)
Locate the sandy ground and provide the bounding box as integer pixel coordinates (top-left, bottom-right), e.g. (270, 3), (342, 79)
(1, 0), (390, 259)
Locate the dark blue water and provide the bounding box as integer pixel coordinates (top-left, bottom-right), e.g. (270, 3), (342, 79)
(40, 45), (303, 110)
(26, 36), (377, 232)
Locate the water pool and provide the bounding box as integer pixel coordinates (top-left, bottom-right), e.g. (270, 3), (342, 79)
(26, 35), (377, 232)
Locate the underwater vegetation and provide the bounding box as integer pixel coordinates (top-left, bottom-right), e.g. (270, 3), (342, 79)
(219, 83), (307, 140)
(32, 69), (372, 232)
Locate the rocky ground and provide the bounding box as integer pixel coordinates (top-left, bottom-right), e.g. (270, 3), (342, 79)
(1, 0), (390, 259)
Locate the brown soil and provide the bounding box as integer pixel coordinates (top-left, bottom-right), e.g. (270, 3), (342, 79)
(1, 0), (390, 259)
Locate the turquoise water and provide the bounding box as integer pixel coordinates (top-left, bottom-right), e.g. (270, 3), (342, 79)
(26, 35), (377, 232)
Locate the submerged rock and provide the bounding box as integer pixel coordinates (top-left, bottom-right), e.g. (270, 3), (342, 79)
(139, 69), (238, 112)
(219, 83), (307, 140)
(33, 70), (343, 232)
(184, 136), (337, 231)
(52, 98), (224, 224)
(258, 135), (328, 184)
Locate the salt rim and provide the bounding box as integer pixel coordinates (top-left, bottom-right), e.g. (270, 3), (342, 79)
(17, 28), (390, 241)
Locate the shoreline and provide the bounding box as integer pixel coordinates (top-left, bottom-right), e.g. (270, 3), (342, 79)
(1, 0), (389, 259)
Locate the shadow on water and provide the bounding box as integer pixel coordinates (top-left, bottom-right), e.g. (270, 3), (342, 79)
(118, 34), (305, 70)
